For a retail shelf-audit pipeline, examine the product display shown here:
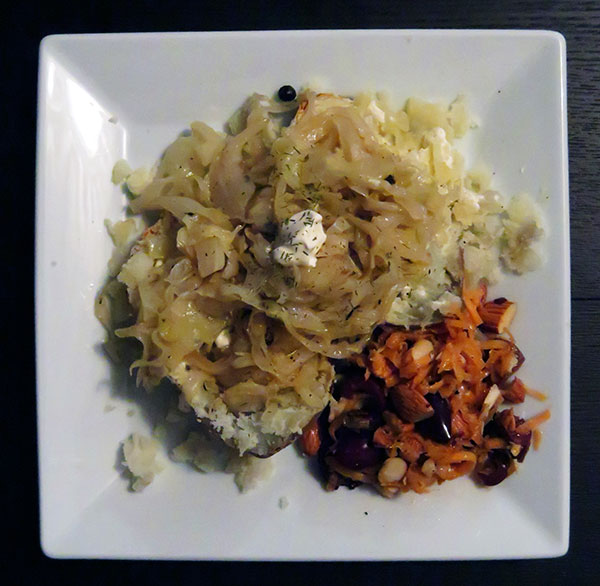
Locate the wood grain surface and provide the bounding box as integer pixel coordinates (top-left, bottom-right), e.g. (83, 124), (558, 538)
(4, 0), (599, 584)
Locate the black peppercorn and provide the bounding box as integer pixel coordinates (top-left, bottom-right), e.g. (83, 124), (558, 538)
(278, 85), (297, 102)
(385, 174), (395, 184)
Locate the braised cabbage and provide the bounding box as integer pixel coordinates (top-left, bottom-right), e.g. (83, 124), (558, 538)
(99, 89), (543, 456)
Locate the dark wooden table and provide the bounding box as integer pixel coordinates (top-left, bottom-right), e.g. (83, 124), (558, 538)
(5, 1), (599, 583)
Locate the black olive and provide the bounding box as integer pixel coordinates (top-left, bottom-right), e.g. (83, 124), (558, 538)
(343, 410), (382, 431)
(385, 174), (396, 184)
(416, 452), (429, 467)
(277, 85), (297, 102)
(414, 393), (452, 443)
(484, 412), (531, 463)
(483, 416), (504, 439)
(330, 359), (362, 376)
(339, 375), (386, 411)
(332, 429), (385, 470)
(477, 449), (512, 486)
(506, 426), (532, 463)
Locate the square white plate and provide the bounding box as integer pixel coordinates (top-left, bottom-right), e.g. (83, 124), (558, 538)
(36, 30), (570, 560)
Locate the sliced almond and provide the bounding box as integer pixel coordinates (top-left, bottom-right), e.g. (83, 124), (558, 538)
(480, 384), (502, 421)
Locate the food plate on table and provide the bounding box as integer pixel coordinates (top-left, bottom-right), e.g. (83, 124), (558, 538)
(35, 30), (569, 560)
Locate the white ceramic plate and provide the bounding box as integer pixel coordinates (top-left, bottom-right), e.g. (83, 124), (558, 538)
(36, 30), (570, 560)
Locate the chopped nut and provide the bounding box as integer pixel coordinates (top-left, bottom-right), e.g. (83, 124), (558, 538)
(501, 377), (527, 403)
(379, 486), (401, 498)
(299, 415), (321, 457)
(481, 384), (503, 421)
(378, 457), (408, 485)
(479, 298), (517, 334)
(486, 338), (525, 384)
(390, 385), (434, 422)
(373, 425), (395, 448)
(396, 435), (426, 463)
(421, 458), (437, 478)
(410, 339), (434, 364)
(495, 408), (517, 433)
(396, 338), (435, 379)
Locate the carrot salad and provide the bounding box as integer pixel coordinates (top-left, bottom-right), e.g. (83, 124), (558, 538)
(301, 283), (550, 496)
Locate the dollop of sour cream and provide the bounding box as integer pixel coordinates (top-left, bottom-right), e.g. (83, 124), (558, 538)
(272, 210), (327, 268)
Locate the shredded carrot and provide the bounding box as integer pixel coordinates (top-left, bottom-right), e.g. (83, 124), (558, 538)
(517, 409), (551, 433)
(480, 339), (511, 350)
(462, 284), (485, 326)
(431, 448), (477, 465)
(483, 437), (508, 450)
(533, 429), (543, 450)
(525, 387), (548, 401)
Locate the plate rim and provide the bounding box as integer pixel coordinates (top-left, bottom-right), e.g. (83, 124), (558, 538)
(35, 28), (570, 560)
